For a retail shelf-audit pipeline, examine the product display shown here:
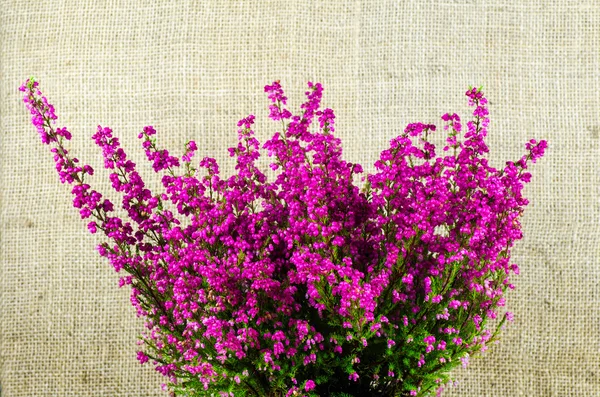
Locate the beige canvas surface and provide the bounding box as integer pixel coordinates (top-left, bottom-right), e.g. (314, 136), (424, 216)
(1, 0), (599, 396)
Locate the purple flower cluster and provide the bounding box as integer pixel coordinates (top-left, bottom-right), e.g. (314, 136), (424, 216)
(21, 78), (546, 397)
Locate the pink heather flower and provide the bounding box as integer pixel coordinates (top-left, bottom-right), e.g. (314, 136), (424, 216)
(370, 322), (382, 332)
(332, 236), (345, 246)
(22, 79), (545, 397)
(424, 277), (432, 294)
(56, 127), (72, 140)
(87, 221), (97, 234)
(448, 300), (462, 309)
(304, 380), (315, 391)
(136, 351), (149, 364)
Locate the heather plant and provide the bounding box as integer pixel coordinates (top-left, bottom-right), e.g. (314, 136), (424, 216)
(20, 78), (546, 397)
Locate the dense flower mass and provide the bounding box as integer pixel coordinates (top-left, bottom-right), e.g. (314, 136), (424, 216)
(21, 78), (546, 397)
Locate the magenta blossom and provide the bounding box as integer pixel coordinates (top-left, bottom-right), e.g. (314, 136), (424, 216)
(21, 78), (546, 397)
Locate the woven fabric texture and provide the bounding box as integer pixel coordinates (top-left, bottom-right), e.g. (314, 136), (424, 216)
(1, 1), (598, 396)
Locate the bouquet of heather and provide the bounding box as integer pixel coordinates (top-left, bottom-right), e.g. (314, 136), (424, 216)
(20, 78), (546, 397)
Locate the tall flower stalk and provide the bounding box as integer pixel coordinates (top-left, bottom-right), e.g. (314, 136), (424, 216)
(20, 78), (546, 397)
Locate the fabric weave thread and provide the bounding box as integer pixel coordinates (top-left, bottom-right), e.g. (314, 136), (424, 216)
(1, 1), (598, 396)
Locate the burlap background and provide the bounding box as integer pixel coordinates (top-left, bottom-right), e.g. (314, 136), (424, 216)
(1, 1), (598, 396)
